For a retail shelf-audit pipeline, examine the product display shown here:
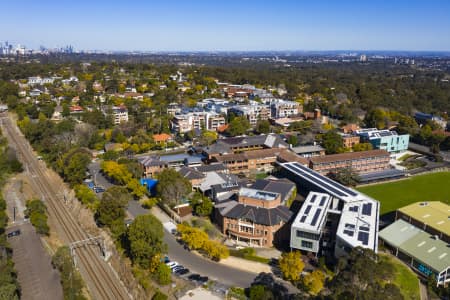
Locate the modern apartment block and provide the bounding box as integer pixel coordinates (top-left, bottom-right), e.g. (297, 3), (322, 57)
(356, 128), (409, 153)
(281, 162), (379, 258)
(309, 149), (390, 175)
(270, 100), (302, 119)
(228, 104), (270, 126)
(170, 112), (226, 133)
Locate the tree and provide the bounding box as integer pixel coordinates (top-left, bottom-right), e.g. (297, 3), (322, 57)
(227, 116), (250, 136)
(301, 270), (325, 295)
(25, 199), (49, 235)
(322, 130), (344, 154)
(96, 186), (131, 228)
(190, 193), (213, 217)
(60, 150), (91, 186)
(255, 119), (271, 134)
(152, 290), (168, 300)
(52, 246), (87, 300)
(249, 285), (274, 300)
(287, 135), (299, 147)
(156, 169), (191, 207)
(200, 130), (218, 146)
(126, 215), (166, 268)
(74, 184), (100, 211)
(328, 167), (360, 187)
(155, 263), (171, 285)
(365, 108), (387, 129)
(279, 251), (304, 282)
(352, 142), (373, 152)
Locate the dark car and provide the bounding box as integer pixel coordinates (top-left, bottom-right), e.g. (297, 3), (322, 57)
(7, 230), (21, 238)
(175, 268), (189, 275)
(94, 186), (105, 193)
(198, 276), (209, 283)
(188, 274), (201, 281)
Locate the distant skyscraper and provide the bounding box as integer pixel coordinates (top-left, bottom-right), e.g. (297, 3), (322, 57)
(359, 54), (367, 62)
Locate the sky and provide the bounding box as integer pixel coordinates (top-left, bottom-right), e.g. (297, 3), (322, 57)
(1, 0), (450, 51)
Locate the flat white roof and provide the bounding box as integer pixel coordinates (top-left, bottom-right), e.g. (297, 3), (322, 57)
(292, 192), (331, 233)
(281, 162), (379, 253)
(337, 199), (379, 252)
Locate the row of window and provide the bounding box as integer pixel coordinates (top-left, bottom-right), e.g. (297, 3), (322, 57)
(296, 230), (320, 240)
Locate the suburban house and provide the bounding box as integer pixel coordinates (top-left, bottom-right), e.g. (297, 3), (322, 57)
(152, 133), (173, 145)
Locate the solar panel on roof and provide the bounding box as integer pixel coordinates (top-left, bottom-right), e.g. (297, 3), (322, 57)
(319, 196), (327, 207)
(311, 209), (322, 226)
(359, 226), (369, 231)
(311, 195), (317, 203)
(362, 203), (372, 216)
(300, 215), (307, 223)
(288, 163), (358, 197)
(358, 231), (369, 245)
(304, 205), (312, 214)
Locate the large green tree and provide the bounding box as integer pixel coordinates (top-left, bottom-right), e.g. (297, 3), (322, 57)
(126, 215), (166, 268)
(322, 130), (344, 154)
(227, 116), (250, 136)
(96, 186), (131, 228)
(156, 169), (191, 207)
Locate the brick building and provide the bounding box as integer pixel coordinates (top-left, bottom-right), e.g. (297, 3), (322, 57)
(309, 149), (390, 175)
(215, 187), (293, 247)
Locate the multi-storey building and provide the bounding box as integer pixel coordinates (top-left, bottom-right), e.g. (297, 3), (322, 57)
(111, 105), (129, 124)
(212, 148), (307, 175)
(228, 105), (270, 127)
(309, 149), (390, 175)
(215, 187), (293, 247)
(270, 100), (302, 119)
(281, 162), (379, 258)
(356, 128), (409, 154)
(170, 112), (225, 133)
(341, 134), (360, 149)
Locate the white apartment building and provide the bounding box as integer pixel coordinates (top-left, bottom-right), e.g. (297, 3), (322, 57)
(228, 104), (270, 126)
(270, 100), (302, 119)
(171, 112), (225, 133)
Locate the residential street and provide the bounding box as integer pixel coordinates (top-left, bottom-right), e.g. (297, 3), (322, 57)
(126, 201), (258, 287)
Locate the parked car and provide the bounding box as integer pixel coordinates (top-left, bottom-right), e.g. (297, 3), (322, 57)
(94, 186), (105, 193)
(175, 268), (189, 275)
(198, 276), (209, 283)
(172, 265), (184, 273)
(7, 230), (21, 238)
(188, 274), (201, 281)
(166, 261), (178, 269)
(162, 256), (170, 263)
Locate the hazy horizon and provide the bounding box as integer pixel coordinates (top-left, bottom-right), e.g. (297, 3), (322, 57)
(2, 0), (450, 52)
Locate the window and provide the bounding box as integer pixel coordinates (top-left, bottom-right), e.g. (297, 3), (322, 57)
(296, 230), (320, 240)
(301, 240), (313, 249)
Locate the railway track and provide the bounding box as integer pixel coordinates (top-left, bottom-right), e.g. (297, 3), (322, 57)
(0, 113), (131, 300)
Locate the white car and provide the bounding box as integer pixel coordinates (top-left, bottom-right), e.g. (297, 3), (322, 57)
(166, 261), (178, 269)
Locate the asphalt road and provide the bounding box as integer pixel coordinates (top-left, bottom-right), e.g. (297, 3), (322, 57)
(126, 202), (257, 287)
(6, 223), (63, 300)
(90, 160), (257, 287)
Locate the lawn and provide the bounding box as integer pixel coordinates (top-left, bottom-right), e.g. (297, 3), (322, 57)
(357, 171), (450, 215)
(379, 254), (420, 300)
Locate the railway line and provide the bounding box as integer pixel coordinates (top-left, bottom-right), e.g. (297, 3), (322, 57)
(0, 113), (131, 300)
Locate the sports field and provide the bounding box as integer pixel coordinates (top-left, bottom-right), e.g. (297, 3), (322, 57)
(357, 171), (450, 215)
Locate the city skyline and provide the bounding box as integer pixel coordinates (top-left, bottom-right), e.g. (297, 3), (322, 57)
(1, 0), (450, 51)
